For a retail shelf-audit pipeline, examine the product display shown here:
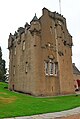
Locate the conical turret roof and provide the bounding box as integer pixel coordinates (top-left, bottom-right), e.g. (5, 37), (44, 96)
(30, 13), (38, 23)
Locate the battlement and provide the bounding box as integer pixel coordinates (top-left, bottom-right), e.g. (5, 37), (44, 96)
(42, 7), (66, 24)
(8, 8), (68, 50)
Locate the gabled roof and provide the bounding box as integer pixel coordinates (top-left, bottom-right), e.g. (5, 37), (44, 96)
(73, 63), (80, 75)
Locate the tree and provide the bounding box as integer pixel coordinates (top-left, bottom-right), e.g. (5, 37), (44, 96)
(0, 46), (6, 82)
(0, 46), (2, 60)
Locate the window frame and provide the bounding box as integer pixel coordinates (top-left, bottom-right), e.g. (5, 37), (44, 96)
(49, 60), (54, 76)
(44, 59), (58, 76)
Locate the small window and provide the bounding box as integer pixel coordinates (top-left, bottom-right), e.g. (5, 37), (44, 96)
(14, 46), (16, 55)
(22, 41), (25, 51)
(50, 26), (52, 34)
(13, 66), (15, 75)
(58, 21), (62, 26)
(25, 62), (28, 73)
(48, 43), (51, 47)
(64, 41), (66, 45)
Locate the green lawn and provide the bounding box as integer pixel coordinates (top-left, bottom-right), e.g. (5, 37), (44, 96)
(0, 82), (80, 118)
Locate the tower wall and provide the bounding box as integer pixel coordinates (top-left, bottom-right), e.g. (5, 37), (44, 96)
(8, 8), (75, 96)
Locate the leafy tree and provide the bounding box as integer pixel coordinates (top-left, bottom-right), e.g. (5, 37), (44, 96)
(0, 46), (6, 82)
(0, 46), (2, 60)
(0, 70), (3, 80)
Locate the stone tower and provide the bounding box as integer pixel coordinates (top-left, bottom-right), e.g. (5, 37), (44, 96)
(8, 8), (75, 96)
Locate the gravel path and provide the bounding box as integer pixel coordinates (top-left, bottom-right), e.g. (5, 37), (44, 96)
(4, 107), (80, 119)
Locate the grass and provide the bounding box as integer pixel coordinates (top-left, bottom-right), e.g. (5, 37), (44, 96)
(0, 82), (80, 118)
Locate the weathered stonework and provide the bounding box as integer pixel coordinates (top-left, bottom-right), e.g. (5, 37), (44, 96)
(8, 8), (75, 96)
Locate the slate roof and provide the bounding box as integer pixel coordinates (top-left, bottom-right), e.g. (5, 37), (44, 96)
(30, 13), (38, 23)
(73, 63), (80, 75)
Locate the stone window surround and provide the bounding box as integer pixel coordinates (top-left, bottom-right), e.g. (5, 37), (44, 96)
(44, 58), (58, 76)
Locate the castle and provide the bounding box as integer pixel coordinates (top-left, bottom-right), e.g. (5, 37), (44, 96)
(8, 8), (75, 96)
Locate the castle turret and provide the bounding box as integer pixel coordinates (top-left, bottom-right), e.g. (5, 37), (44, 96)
(30, 14), (41, 36)
(30, 13), (38, 23)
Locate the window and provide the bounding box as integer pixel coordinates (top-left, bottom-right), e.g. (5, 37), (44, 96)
(49, 60), (54, 75)
(45, 59), (58, 76)
(13, 66), (15, 75)
(25, 62), (28, 73)
(58, 20), (62, 26)
(50, 26), (52, 34)
(54, 63), (58, 76)
(48, 43), (51, 47)
(22, 41), (25, 51)
(14, 46), (16, 55)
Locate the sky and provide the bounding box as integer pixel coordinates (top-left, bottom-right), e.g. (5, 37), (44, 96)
(0, 0), (80, 70)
